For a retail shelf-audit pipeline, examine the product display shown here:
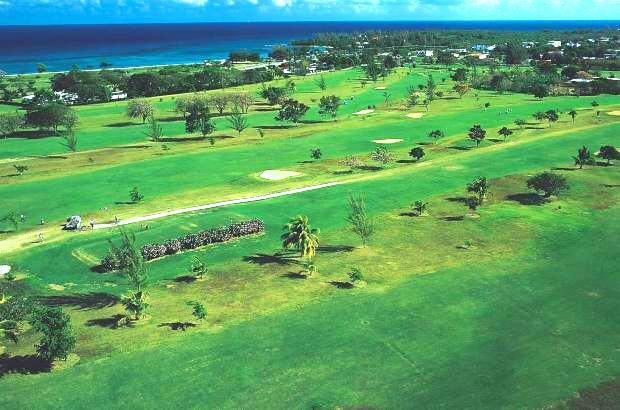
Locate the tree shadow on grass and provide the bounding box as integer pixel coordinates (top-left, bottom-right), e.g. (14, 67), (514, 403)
(282, 272), (308, 280)
(40, 292), (119, 310)
(105, 121), (137, 128)
(255, 124), (294, 130)
(505, 193), (547, 206)
(416, 141), (433, 146)
(551, 167), (577, 171)
(488, 138), (503, 143)
(4, 130), (57, 140)
(332, 170), (353, 175)
(441, 216), (465, 222)
(447, 146), (471, 151)
(318, 245), (355, 254)
(158, 322), (196, 331)
(0, 354), (51, 378)
(446, 196), (468, 203)
(174, 275), (198, 283)
(359, 165), (383, 172)
(85, 314), (127, 329)
(328, 281), (354, 289)
(243, 252), (297, 266)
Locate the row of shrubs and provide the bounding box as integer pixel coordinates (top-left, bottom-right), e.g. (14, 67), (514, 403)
(100, 219), (265, 271)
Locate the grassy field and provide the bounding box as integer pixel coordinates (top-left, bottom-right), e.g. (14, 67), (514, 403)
(1, 64), (619, 408)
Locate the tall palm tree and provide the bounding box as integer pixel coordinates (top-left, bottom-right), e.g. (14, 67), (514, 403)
(568, 109), (577, 124)
(281, 215), (320, 260)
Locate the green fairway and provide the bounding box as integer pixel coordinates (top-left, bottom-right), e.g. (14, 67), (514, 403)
(1, 62), (619, 409)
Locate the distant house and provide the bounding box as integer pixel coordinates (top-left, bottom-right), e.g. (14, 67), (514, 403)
(468, 52), (489, 60)
(547, 40), (562, 48)
(522, 41), (536, 49)
(110, 91), (127, 101)
(472, 44), (496, 52)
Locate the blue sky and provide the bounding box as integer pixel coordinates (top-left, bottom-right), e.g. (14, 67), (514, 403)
(0, 0), (618, 25)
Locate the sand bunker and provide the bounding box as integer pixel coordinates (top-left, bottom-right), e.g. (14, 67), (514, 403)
(374, 86), (386, 90)
(406, 113), (425, 119)
(259, 170), (302, 181)
(607, 111), (620, 116)
(0, 265), (10, 277)
(49, 284), (65, 291)
(373, 139), (404, 144)
(353, 109), (375, 116)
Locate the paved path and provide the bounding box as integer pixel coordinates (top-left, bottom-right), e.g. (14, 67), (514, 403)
(93, 182), (343, 230)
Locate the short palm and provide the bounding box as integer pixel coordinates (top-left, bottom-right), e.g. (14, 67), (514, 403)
(281, 215), (320, 259)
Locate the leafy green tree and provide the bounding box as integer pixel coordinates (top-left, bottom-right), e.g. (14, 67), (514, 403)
(189, 256), (208, 279)
(315, 75), (327, 91)
(61, 129), (78, 152)
(346, 194), (374, 246)
(310, 147), (322, 160)
(26, 102), (74, 133)
(409, 146), (425, 161)
(364, 61), (381, 82)
(568, 109), (577, 124)
(451, 68), (468, 82)
(573, 146), (593, 169)
(405, 85), (419, 108)
(2, 210), (19, 232)
(210, 94), (231, 116)
(318, 95), (340, 120)
(532, 84), (549, 100)
(13, 164), (28, 176)
(144, 114), (163, 142)
(0, 111), (25, 138)
(275, 99), (309, 125)
(514, 119), (526, 129)
(29, 305), (76, 362)
(545, 110), (559, 127)
(370, 146), (394, 166)
(526, 172), (569, 198)
(468, 124), (486, 147)
(453, 82), (470, 99)
(187, 301), (207, 322)
(121, 291), (149, 321)
(130, 186), (144, 203)
(598, 145), (620, 165)
(426, 75), (437, 103)
(260, 86), (287, 105)
(497, 126), (513, 141)
(127, 99), (154, 123)
(281, 215), (320, 260)
(467, 177), (490, 205)
(227, 108), (248, 137)
(347, 267), (364, 285)
(412, 201), (429, 216)
(0, 296), (35, 344)
(533, 111), (547, 123)
(427, 129), (444, 143)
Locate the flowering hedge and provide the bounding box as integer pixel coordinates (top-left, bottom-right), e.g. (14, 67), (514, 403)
(100, 219), (264, 271)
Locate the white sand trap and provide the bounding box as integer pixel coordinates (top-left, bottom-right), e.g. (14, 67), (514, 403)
(0, 265), (10, 277)
(373, 139), (404, 144)
(607, 111), (620, 116)
(353, 109), (375, 116)
(49, 284), (65, 291)
(259, 170), (302, 181)
(406, 113), (425, 119)
(374, 86), (386, 90)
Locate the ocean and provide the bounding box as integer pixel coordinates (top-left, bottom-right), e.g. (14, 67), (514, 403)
(1, 21), (618, 74)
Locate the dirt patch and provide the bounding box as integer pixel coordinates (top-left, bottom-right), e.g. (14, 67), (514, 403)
(607, 111), (620, 116)
(353, 109), (375, 116)
(259, 170), (302, 181)
(48, 284), (65, 291)
(373, 139), (404, 144)
(374, 86), (386, 90)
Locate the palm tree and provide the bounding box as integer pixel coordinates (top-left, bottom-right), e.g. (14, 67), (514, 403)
(573, 146), (592, 169)
(568, 109), (577, 124)
(281, 215), (320, 259)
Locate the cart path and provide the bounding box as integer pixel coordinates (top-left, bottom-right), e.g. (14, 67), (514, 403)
(93, 181), (344, 229)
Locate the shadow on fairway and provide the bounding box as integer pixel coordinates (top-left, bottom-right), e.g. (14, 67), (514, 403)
(40, 292), (119, 310)
(328, 281), (354, 289)
(447, 146), (471, 151)
(105, 121), (137, 128)
(318, 245), (355, 253)
(441, 215), (465, 222)
(551, 167), (577, 171)
(243, 252), (296, 265)
(505, 193), (547, 205)
(0, 354), (51, 378)
(446, 196), (468, 203)
(159, 322), (196, 331)
(174, 275), (198, 283)
(85, 314), (128, 329)
(282, 272), (308, 280)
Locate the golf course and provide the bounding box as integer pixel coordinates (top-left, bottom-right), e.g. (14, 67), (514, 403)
(1, 60), (619, 409)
